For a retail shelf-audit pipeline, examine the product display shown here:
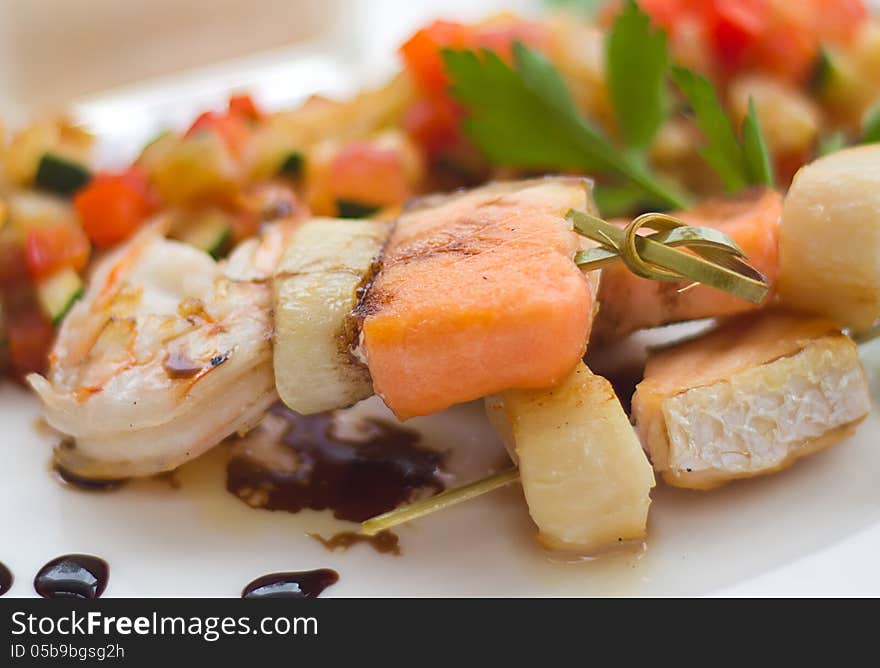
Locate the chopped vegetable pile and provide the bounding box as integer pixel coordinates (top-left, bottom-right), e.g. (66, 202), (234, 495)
(0, 0), (878, 379)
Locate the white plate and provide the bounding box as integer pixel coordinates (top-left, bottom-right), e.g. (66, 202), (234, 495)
(4, 7), (880, 598)
(5, 344), (880, 597)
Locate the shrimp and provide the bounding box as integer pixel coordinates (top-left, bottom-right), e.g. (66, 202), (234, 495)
(28, 219), (288, 479)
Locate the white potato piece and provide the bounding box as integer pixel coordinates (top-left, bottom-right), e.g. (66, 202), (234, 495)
(779, 145), (880, 330)
(485, 362), (655, 553)
(274, 217), (389, 414)
(632, 311), (870, 490)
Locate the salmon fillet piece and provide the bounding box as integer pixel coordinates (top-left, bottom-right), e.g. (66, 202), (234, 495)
(593, 188), (781, 343)
(358, 178), (594, 420)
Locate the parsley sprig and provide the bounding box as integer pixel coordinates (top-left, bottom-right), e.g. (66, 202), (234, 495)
(672, 67), (774, 191)
(442, 44), (691, 210)
(440, 1), (774, 213)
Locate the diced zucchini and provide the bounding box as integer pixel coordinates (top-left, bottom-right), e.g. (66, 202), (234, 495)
(277, 151), (304, 178)
(336, 199), (380, 219)
(176, 210), (233, 258)
(34, 153), (92, 196)
(37, 267), (84, 326)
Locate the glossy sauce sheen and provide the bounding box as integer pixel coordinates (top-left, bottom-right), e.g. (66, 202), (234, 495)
(227, 404), (445, 522)
(0, 562), (12, 596)
(241, 569), (339, 599)
(34, 554), (109, 599)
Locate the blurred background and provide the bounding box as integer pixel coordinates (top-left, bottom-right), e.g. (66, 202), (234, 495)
(0, 0), (537, 125)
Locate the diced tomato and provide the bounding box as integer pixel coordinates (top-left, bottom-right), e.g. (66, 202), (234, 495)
(5, 304), (54, 375)
(185, 111), (250, 156)
(404, 96), (463, 158)
(74, 166), (156, 248)
(0, 237), (29, 289)
(705, 0), (766, 74)
(228, 93), (262, 122)
(330, 143), (410, 206)
(400, 17), (545, 95)
(25, 223), (90, 279)
(612, 0), (867, 85)
(400, 21), (473, 95)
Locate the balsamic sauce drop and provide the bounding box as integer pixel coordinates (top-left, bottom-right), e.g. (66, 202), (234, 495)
(0, 562), (12, 596)
(309, 530), (401, 556)
(34, 554), (109, 599)
(227, 403), (445, 522)
(241, 569), (339, 599)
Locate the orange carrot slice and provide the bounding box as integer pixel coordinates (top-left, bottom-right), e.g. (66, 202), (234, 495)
(358, 178), (594, 420)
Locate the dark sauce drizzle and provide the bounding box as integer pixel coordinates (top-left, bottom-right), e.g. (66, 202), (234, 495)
(0, 562), (12, 596)
(309, 530), (401, 556)
(227, 403), (445, 523)
(34, 554), (109, 599)
(53, 464), (128, 492)
(242, 569), (339, 599)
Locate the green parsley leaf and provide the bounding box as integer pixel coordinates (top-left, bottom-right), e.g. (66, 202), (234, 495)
(741, 98), (774, 187)
(606, 0), (670, 151)
(671, 67), (748, 192)
(593, 183), (656, 219)
(672, 67), (775, 191)
(441, 44), (691, 209)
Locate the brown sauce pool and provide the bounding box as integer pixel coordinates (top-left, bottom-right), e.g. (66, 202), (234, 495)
(242, 569), (339, 599)
(309, 530), (401, 556)
(34, 554), (109, 599)
(227, 403), (445, 523)
(0, 562), (12, 596)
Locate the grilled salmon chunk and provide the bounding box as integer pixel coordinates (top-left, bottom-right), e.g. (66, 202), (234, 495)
(358, 178), (595, 420)
(632, 310), (870, 489)
(593, 188), (781, 343)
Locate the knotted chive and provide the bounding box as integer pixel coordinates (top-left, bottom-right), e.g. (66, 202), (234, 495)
(570, 210), (770, 304)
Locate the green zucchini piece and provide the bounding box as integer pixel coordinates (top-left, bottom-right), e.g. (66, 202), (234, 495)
(35, 153), (92, 196)
(37, 267), (84, 326)
(179, 212), (232, 259)
(336, 199), (380, 219)
(278, 151), (305, 178)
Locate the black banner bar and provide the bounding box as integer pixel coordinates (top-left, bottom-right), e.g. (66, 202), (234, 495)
(0, 598), (867, 664)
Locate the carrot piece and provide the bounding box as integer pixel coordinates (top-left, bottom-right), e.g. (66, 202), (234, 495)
(359, 178), (593, 420)
(25, 223), (91, 279)
(592, 188), (781, 343)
